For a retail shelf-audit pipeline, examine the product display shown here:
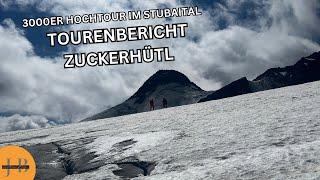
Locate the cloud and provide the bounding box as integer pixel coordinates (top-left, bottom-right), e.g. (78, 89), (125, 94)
(0, 114), (53, 132)
(176, 25), (319, 86)
(268, 0), (320, 40)
(0, 0), (319, 132)
(0, 18), (133, 123)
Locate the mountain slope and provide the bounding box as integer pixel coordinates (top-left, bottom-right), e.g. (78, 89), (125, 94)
(200, 51), (320, 102)
(85, 51), (320, 120)
(83, 70), (210, 121)
(251, 51), (320, 91)
(199, 77), (253, 102)
(1, 81), (320, 179)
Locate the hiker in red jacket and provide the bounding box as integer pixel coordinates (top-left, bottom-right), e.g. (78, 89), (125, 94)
(149, 99), (155, 111)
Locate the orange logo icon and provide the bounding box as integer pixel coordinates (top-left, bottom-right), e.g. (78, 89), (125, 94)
(0, 145), (36, 180)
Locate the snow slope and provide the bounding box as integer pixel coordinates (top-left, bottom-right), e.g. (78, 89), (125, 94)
(0, 81), (320, 179)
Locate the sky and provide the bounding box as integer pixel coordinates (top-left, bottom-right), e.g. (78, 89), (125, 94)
(0, 0), (319, 132)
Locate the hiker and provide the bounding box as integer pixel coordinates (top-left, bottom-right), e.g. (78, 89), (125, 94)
(162, 98), (168, 108)
(149, 99), (155, 111)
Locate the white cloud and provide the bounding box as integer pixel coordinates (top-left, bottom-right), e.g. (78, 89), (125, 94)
(0, 19), (132, 122)
(0, 114), (52, 132)
(268, 0), (320, 39)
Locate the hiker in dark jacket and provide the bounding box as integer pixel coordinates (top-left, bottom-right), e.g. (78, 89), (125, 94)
(150, 99), (155, 110)
(162, 98), (168, 108)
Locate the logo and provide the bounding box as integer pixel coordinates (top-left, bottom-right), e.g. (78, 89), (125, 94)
(0, 146), (36, 180)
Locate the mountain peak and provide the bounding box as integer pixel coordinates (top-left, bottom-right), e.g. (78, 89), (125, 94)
(84, 51), (320, 121)
(83, 70), (209, 121)
(146, 70), (193, 86)
(130, 70), (202, 101)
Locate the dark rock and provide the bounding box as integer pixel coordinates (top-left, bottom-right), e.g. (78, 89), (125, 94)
(25, 143), (68, 180)
(199, 77), (252, 102)
(83, 70), (210, 121)
(113, 160), (156, 179)
(199, 51), (320, 103)
(84, 52), (320, 119)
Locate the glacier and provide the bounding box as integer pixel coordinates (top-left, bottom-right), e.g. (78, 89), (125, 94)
(0, 81), (320, 179)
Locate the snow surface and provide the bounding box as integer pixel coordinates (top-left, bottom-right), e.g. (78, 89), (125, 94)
(1, 81), (320, 179)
